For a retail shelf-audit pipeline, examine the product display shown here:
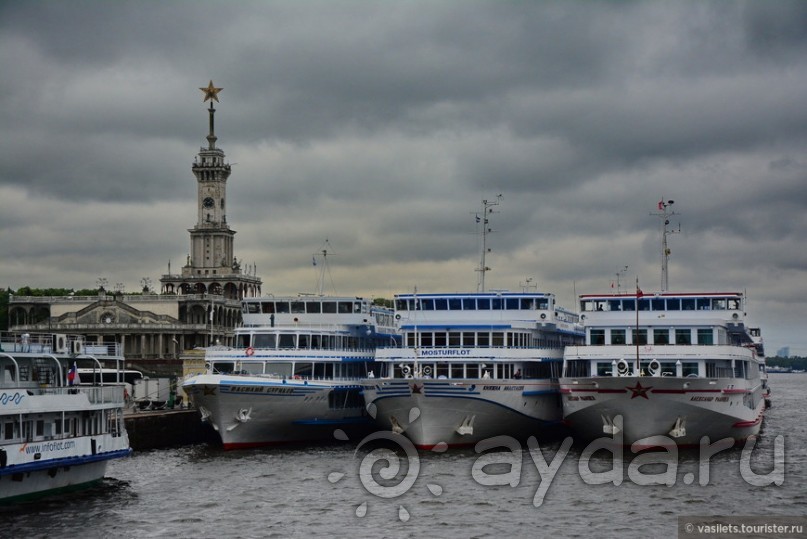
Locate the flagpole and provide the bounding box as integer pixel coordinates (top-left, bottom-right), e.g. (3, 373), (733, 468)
(635, 278), (641, 376)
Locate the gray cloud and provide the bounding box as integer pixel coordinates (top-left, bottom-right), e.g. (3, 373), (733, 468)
(1, 0), (806, 355)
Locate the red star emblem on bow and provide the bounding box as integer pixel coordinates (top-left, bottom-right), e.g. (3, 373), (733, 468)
(626, 381), (652, 399)
(411, 383), (423, 394)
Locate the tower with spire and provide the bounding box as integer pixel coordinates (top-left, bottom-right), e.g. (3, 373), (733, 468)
(160, 81), (261, 300)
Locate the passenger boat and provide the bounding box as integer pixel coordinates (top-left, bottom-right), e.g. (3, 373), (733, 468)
(362, 291), (584, 449)
(559, 291), (767, 448)
(559, 200), (767, 448)
(182, 295), (399, 449)
(0, 332), (131, 503)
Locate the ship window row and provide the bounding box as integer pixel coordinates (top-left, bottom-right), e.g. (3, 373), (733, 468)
(582, 297), (741, 312)
(211, 360), (371, 380)
(402, 330), (576, 349)
(387, 361), (560, 380)
(236, 333), (380, 352)
(587, 328), (718, 346)
(396, 297), (550, 311)
(565, 359), (754, 379)
(594, 361), (699, 377)
(244, 300), (365, 315)
(1, 410), (124, 443)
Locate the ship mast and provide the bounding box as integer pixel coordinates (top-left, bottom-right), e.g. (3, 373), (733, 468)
(475, 195), (502, 292)
(651, 199), (680, 292)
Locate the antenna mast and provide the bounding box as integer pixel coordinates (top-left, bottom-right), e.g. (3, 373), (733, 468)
(475, 195), (502, 292)
(651, 199), (680, 292)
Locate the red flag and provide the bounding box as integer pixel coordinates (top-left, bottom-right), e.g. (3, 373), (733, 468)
(636, 288), (643, 298)
(658, 200), (664, 210)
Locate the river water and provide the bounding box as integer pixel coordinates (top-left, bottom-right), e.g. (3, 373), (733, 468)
(3, 373), (805, 538)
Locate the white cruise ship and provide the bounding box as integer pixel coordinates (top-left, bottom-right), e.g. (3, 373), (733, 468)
(362, 292), (584, 449)
(0, 332), (131, 503)
(183, 295), (399, 449)
(560, 291), (767, 448)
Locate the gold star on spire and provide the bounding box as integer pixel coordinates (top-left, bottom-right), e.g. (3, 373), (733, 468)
(199, 80), (223, 102)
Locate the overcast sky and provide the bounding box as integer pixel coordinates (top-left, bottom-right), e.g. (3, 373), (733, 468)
(1, 1), (806, 355)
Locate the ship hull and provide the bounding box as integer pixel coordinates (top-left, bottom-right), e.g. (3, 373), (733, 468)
(560, 375), (765, 448)
(184, 375), (374, 449)
(363, 379), (564, 449)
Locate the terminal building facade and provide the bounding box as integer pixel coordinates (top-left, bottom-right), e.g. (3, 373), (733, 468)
(8, 83), (261, 359)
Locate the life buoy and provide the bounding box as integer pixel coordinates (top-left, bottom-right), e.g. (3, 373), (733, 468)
(246, 347), (255, 356)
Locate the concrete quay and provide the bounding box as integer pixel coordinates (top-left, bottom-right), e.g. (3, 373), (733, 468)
(124, 408), (218, 451)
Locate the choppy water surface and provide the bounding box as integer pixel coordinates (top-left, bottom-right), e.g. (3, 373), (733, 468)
(3, 373), (804, 538)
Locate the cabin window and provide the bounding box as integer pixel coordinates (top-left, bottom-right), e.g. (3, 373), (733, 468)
(436, 363), (449, 379)
(294, 362), (313, 379)
(697, 329), (714, 345)
(653, 329), (669, 345)
(448, 298), (462, 310)
(466, 364), (480, 378)
(521, 298), (533, 310)
(236, 334), (250, 348)
(727, 298), (741, 310)
(491, 298), (503, 310)
(608, 300), (623, 311)
(451, 364), (464, 378)
(622, 299), (635, 311)
(278, 335), (295, 348)
(461, 298), (476, 310)
(652, 299), (665, 311)
(298, 335), (310, 349)
(597, 362), (613, 376)
(434, 332), (447, 347)
(311, 335), (322, 349)
(477, 298), (490, 310)
(697, 298), (711, 310)
(666, 298), (681, 310)
(314, 363), (334, 379)
(261, 302), (275, 314)
(4, 421), (14, 440)
(448, 332), (461, 347)
(322, 302), (337, 313)
(590, 329), (605, 345)
(492, 332), (505, 347)
(246, 302), (260, 314)
(462, 332), (475, 346)
(477, 332), (490, 347)
(434, 298), (448, 310)
(212, 362), (235, 374)
(675, 329), (692, 345)
(253, 334), (276, 349)
(241, 362), (263, 374)
(420, 299), (434, 311)
(266, 362), (292, 378)
(638, 299), (650, 311)
(631, 329), (648, 345)
(305, 302), (321, 314)
(564, 360), (591, 377)
(712, 298), (727, 310)
(274, 302), (290, 313)
(611, 329), (626, 345)
(536, 299), (549, 310)
(336, 302), (351, 314)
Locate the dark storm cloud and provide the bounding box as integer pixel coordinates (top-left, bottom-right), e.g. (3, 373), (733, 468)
(1, 0), (807, 353)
